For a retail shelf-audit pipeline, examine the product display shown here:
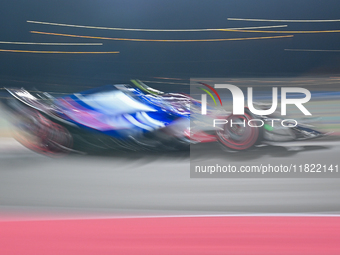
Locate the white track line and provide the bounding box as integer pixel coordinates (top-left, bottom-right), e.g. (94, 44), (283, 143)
(1, 213), (340, 222)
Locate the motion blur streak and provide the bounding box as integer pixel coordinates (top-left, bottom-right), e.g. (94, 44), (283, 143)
(27, 20), (288, 31)
(0, 41), (102, 45)
(0, 49), (119, 54)
(228, 17), (340, 22)
(30, 31), (294, 42)
(285, 49), (340, 52)
(153, 77), (185, 80)
(142, 80), (190, 85)
(0, 217), (339, 255)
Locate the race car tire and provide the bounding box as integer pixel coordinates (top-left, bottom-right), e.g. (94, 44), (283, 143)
(215, 112), (260, 151)
(13, 110), (73, 156)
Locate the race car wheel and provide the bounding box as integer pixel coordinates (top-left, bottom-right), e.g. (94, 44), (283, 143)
(216, 113), (259, 151)
(13, 110), (73, 156)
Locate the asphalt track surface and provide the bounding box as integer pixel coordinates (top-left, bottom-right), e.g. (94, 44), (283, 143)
(0, 137), (340, 217)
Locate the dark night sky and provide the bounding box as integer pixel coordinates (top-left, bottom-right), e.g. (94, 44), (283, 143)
(1, 0), (340, 92)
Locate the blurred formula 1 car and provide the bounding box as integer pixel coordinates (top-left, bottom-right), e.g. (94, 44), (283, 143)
(1, 80), (324, 156)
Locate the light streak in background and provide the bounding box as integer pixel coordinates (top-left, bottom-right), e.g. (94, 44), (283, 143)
(153, 77), (185, 80)
(27, 20), (288, 31)
(30, 31), (294, 42)
(0, 49), (119, 53)
(285, 49), (340, 52)
(228, 18), (340, 22)
(208, 29), (340, 34)
(0, 41), (102, 45)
